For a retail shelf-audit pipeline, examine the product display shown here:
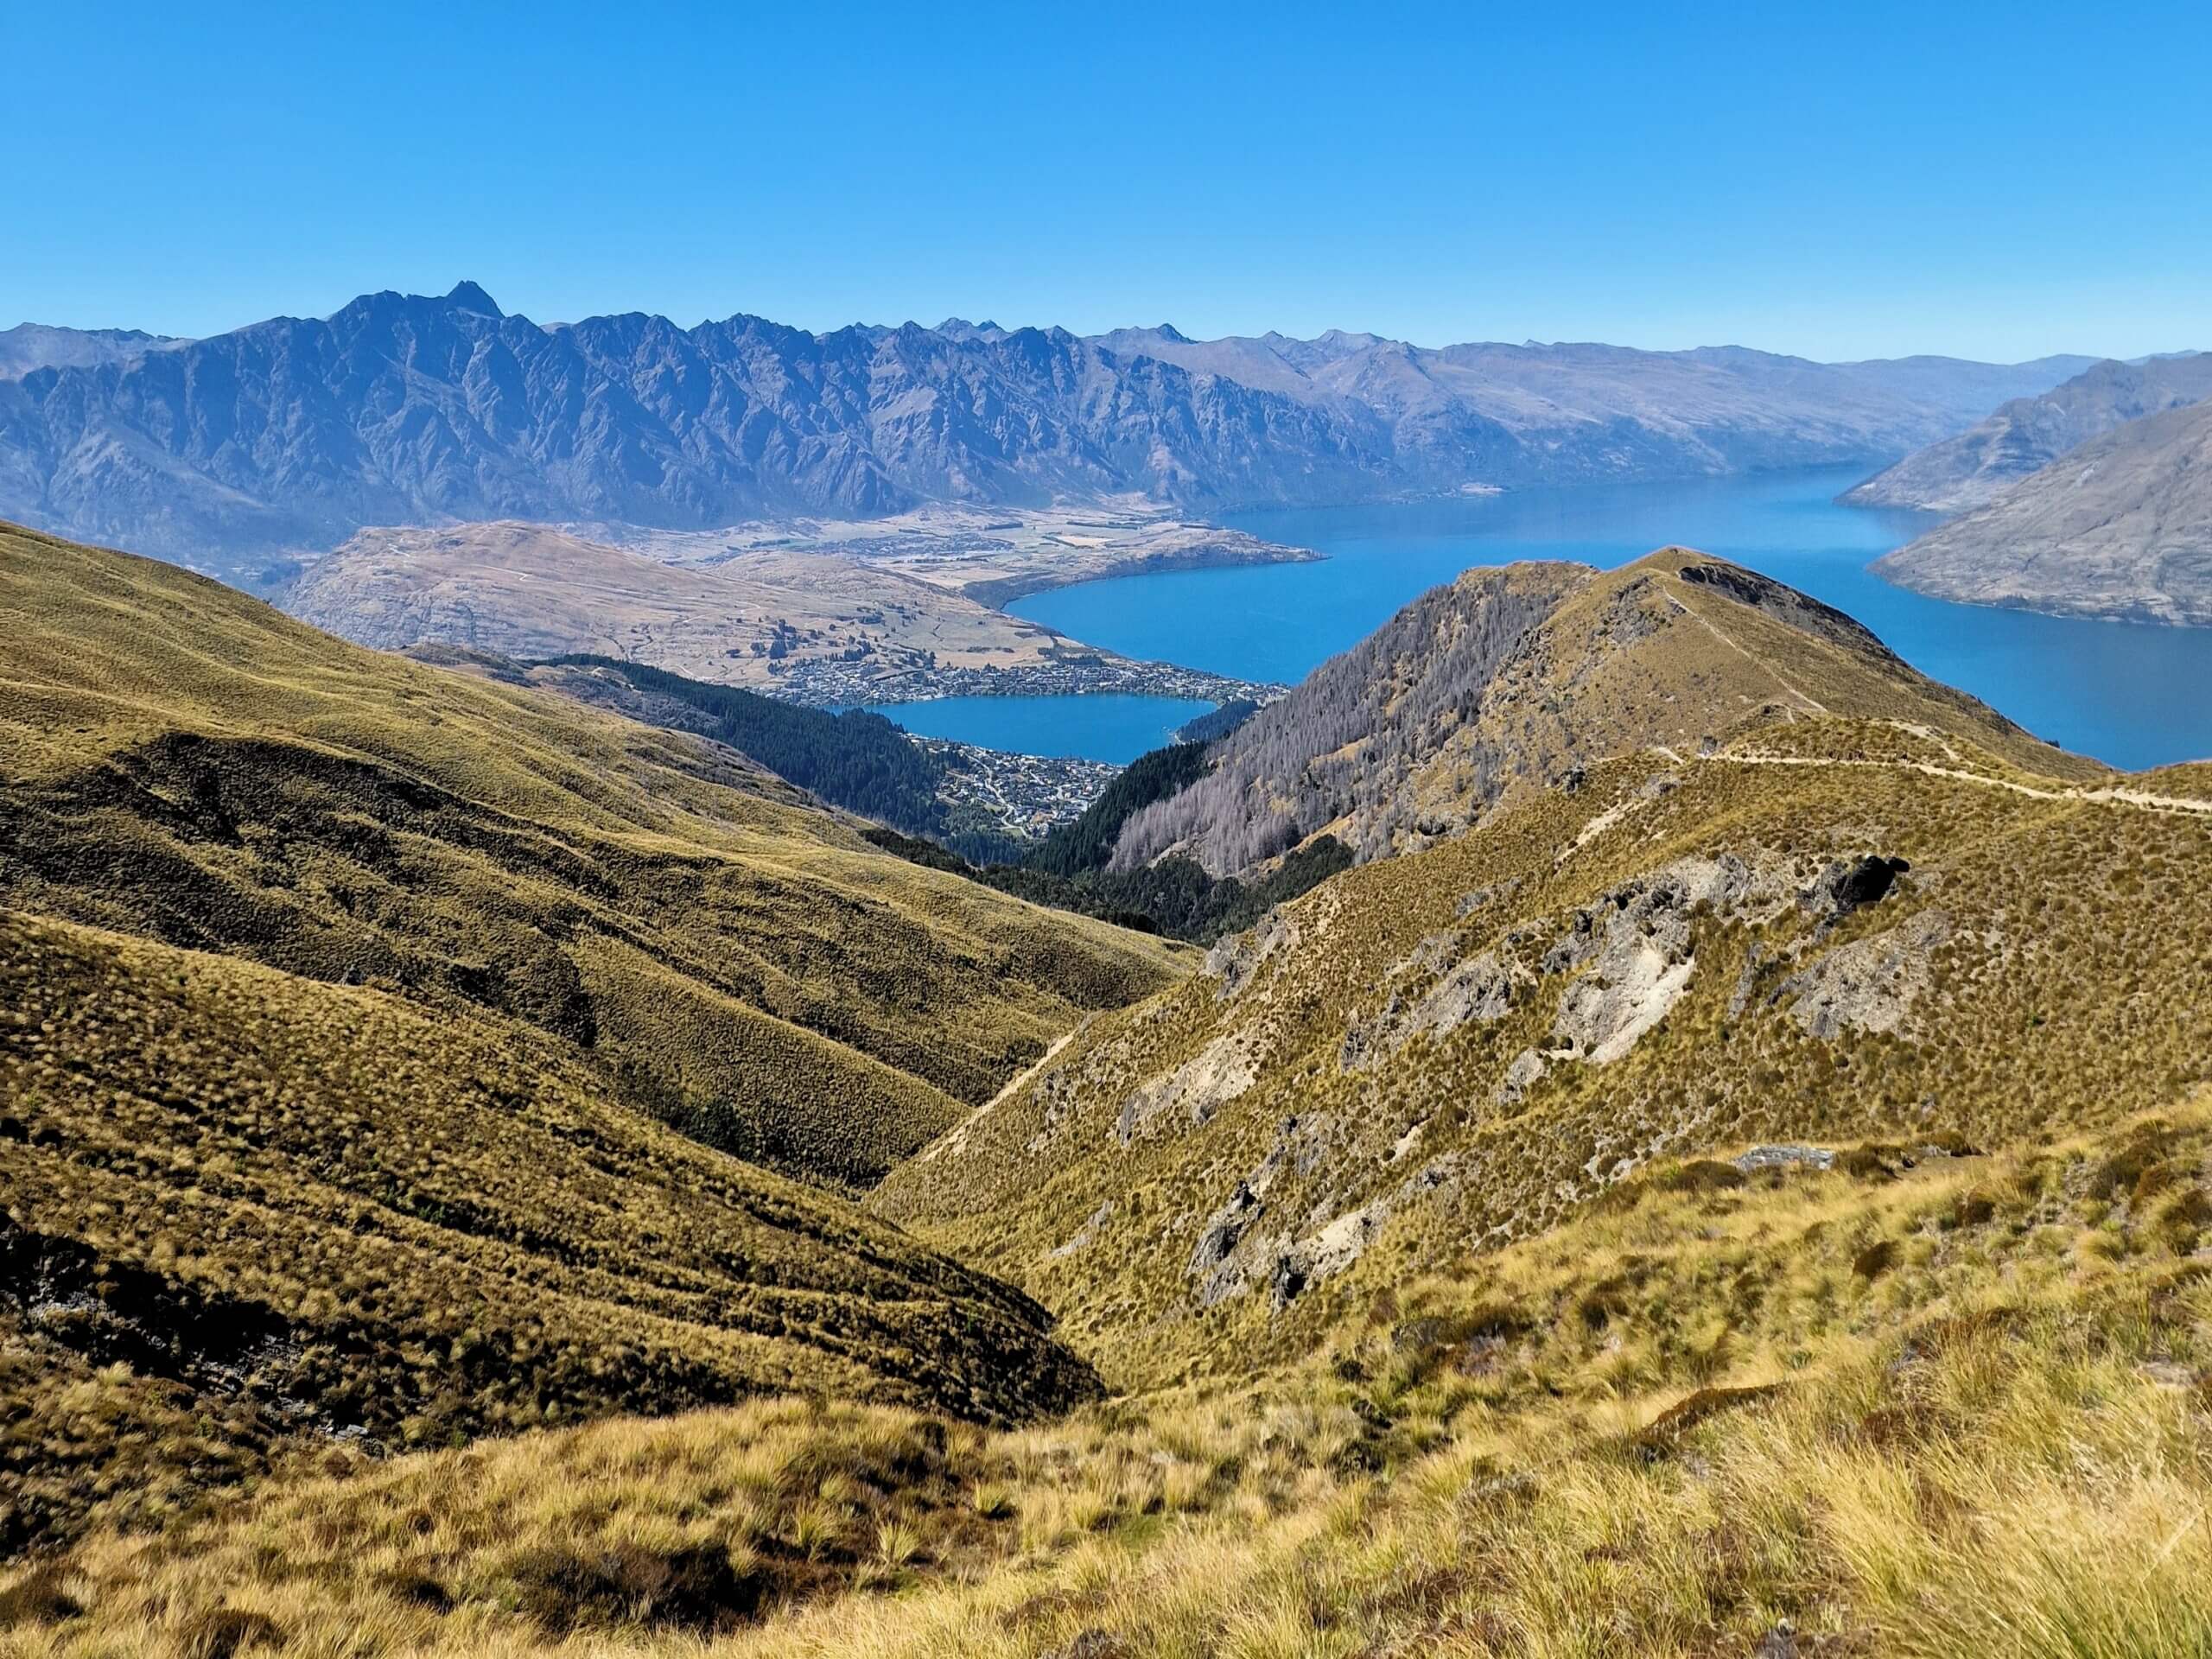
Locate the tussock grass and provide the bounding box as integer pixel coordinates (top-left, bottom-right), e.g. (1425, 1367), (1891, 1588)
(0, 520), (1183, 1197)
(11, 1104), (2210, 1655)
(0, 525), (1194, 1550)
(880, 708), (2212, 1388)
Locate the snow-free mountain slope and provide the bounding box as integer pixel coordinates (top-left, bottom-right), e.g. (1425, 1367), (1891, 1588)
(1873, 397), (2212, 626)
(1844, 352), (2212, 514)
(0, 285), (2093, 569)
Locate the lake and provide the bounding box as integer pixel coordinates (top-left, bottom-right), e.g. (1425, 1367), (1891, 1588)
(887, 467), (2212, 771)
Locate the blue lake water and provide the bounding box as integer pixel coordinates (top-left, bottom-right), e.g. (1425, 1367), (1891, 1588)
(971, 466), (2212, 772)
(864, 693), (1217, 764)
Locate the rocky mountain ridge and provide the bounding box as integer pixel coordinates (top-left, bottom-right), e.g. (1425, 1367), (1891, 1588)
(0, 321), (189, 379)
(874, 556), (2212, 1387)
(1104, 550), (2089, 879)
(0, 283), (2093, 569)
(1842, 351), (2212, 514)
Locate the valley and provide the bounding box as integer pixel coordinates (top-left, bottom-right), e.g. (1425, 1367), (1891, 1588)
(7, 517), (2212, 1658)
(16, 10), (2212, 1651)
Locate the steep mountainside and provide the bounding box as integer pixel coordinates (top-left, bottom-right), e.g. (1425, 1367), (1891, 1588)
(0, 518), (1193, 1540)
(1109, 551), (2094, 878)
(1099, 329), (2094, 483)
(10, 537), (2212, 1656)
(876, 563), (2212, 1388)
(1842, 353), (2212, 513)
(0, 521), (1180, 1191)
(1873, 399), (2212, 626)
(0, 284), (2088, 568)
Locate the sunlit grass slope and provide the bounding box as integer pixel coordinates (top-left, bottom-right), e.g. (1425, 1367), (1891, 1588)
(0, 520), (1184, 1191)
(0, 903), (1106, 1557)
(12, 1101), (2209, 1656)
(878, 557), (2212, 1389)
(0, 521), (1188, 1552)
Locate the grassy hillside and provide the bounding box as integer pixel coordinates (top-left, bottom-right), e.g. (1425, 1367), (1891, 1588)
(877, 569), (2206, 1387)
(5, 535), (2209, 1655)
(0, 520), (1182, 1192)
(0, 519), (1188, 1552)
(11, 1099), (2209, 1654)
(0, 908), (1101, 1557)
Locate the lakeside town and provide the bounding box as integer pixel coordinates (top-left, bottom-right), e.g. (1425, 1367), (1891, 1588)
(771, 647), (1286, 711)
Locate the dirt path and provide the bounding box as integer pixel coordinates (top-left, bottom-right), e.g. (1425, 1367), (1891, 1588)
(906, 1025), (1082, 1166)
(1705, 751), (2212, 817)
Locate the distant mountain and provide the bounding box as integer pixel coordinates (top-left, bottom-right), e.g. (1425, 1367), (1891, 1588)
(1842, 353), (2212, 513)
(1105, 550), (2082, 878)
(0, 283), (2095, 568)
(1873, 398), (2212, 626)
(0, 321), (188, 379)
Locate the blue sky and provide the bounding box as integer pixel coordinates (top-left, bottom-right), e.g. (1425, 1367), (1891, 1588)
(7, 0), (2207, 360)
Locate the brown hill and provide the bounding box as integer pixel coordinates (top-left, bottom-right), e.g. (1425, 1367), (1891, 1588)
(0, 518), (1185, 1548)
(1109, 550), (2097, 878)
(876, 559), (2209, 1389)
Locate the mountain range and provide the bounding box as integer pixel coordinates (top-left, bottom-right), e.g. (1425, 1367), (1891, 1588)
(0, 322), (189, 380)
(0, 284), (2093, 571)
(1841, 351), (2212, 514)
(1874, 396), (2212, 626)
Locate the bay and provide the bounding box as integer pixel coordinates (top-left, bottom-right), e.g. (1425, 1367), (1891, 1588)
(995, 466), (2212, 772)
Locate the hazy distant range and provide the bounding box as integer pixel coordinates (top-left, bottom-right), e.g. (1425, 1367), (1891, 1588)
(0, 283), (2097, 574)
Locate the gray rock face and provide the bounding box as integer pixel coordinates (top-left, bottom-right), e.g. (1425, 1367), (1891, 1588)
(0, 285), (2094, 566)
(1843, 353), (2212, 514)
(1873, 398), (2212, 627)
(1778, 911), (1951, 1039)
(1733, 1145), (1837, 1173)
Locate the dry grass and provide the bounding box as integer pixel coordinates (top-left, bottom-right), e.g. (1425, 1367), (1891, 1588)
(0, 906), (1103, 1555)
(0, 520), (1185, 1196)
(10, 1103), (2209, 1655)
(880, 712), (2212, 1388)
(0, 524), (1192, 1553)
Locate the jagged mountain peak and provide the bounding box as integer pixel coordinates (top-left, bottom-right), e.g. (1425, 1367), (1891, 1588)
(444, 279), (504, 315)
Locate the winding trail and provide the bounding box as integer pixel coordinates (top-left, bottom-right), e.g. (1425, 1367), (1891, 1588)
(1697, 751), (2212, 817)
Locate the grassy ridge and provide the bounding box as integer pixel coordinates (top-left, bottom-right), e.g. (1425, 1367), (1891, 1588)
(537, 653), (957, 842)
(0, 521), (1192, 1553)
(878, 661), (2210, 1386)
(0, 521), (1183, 1192)
(0, 908), (1101, 1557)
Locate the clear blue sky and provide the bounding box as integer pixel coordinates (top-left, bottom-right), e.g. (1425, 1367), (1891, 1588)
(8, 0), (2207, 361)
